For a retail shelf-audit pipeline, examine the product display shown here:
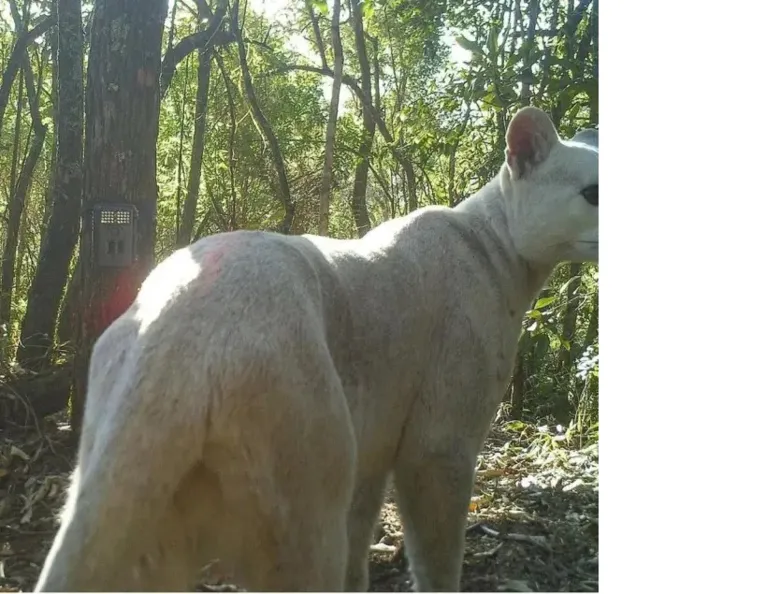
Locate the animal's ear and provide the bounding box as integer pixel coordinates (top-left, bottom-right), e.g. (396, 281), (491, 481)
(505, 106), (559, 179)
(571, 128), (599, 148)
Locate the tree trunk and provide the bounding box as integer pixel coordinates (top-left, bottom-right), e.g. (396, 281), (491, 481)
(6, 73), (24, 241)
(174, 57), (190, 239)
(0, 36), (47, 343)
(305, 0), (328, 70)
(448, 86), (472, 207)
(232, 0), (294, 234)
(72, 0), (169, 433)
(519, 0), (540, 107)
(42, 11), (59, 226)
(213, 50), (238, 230)
(349, 0), (373, 236)
(177, 44), (212, 247)
(17, 0), (84, 370)
(269, 62), (418, 215)
(57, 257), (79, 347)
(318, 0), (344, 236)
(166, 0), (178, 57)
(589, 0), (598, 123)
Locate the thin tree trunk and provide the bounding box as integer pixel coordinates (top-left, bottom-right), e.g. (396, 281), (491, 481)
(519, 0), (540, 107)
(213, 51), (238, 230)
(175, 57), (190, 239)
(268, 61), (420, 215)
(7, 73), (24, 222)
(349, 0), (373, 236)
(177, 44), (212, 247)
(166, 0), (178, 57)
(305, 0), (328, 70)
(232, 0), (294, 233)
(448, 72), (474, 207)
(72, 0), (169, 433)
(589, 0), (598, 123)
(0, 32), (47, 342)
(0, 14), (55, 146)
(57, 256), (79, 346)
(18, 0), (83, 370)
(317, 0), (344, 236)
(42, 9), (59, 225)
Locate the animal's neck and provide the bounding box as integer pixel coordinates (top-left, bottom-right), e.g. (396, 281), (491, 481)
(454, 166), (553, 304)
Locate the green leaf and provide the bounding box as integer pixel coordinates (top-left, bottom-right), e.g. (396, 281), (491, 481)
(362, 0), (374, 20)
(312, 0), (329, 15)
(507, 420), (526, 432)
(534, 296), (557, 310)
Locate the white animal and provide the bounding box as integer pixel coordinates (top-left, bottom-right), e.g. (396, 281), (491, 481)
(35, 106), (598, 592)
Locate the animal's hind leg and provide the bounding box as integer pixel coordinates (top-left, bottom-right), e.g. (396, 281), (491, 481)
(133, 465), (225, 591)
(215, 372), (357, 591)
(35, 472), (193, 592)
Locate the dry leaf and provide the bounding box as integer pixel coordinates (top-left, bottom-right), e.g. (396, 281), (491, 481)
(469, 494), (491, 511)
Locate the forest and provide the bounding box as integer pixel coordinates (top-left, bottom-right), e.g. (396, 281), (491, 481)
(0, 0), (598, 591)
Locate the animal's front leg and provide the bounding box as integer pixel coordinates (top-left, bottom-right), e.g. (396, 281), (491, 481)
(393, 448), (476, 591)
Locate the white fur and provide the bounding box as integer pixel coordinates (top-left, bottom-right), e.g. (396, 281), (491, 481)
(35, 107), (598, 592)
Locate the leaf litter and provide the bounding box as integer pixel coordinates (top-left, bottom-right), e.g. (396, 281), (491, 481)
(0, 419), (597, 592)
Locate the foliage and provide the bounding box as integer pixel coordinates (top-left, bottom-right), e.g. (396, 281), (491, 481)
(0, 0), (598, 426)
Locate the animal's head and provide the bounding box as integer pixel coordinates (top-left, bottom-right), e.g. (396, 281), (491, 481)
(504, 106), (598, 266)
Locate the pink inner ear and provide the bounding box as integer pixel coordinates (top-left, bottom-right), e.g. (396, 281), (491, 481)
(508, 117), (537, 159)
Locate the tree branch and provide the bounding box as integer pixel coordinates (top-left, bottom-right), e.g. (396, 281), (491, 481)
(160, 1), (232, 98)
(267, 63), (409, 183)
(305, 0), (328, 70)
(231, 0), (295, 233)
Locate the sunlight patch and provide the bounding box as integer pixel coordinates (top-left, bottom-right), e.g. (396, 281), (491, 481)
(133, 248), (202, 335)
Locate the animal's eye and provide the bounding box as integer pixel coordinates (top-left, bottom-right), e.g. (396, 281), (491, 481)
(581, 184), (598, 206)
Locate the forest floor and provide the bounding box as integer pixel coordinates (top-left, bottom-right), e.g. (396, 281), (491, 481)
(0, 415), (598, 592)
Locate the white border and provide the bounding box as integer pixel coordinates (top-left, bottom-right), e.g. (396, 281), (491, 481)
(602, 2), (766, 592)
